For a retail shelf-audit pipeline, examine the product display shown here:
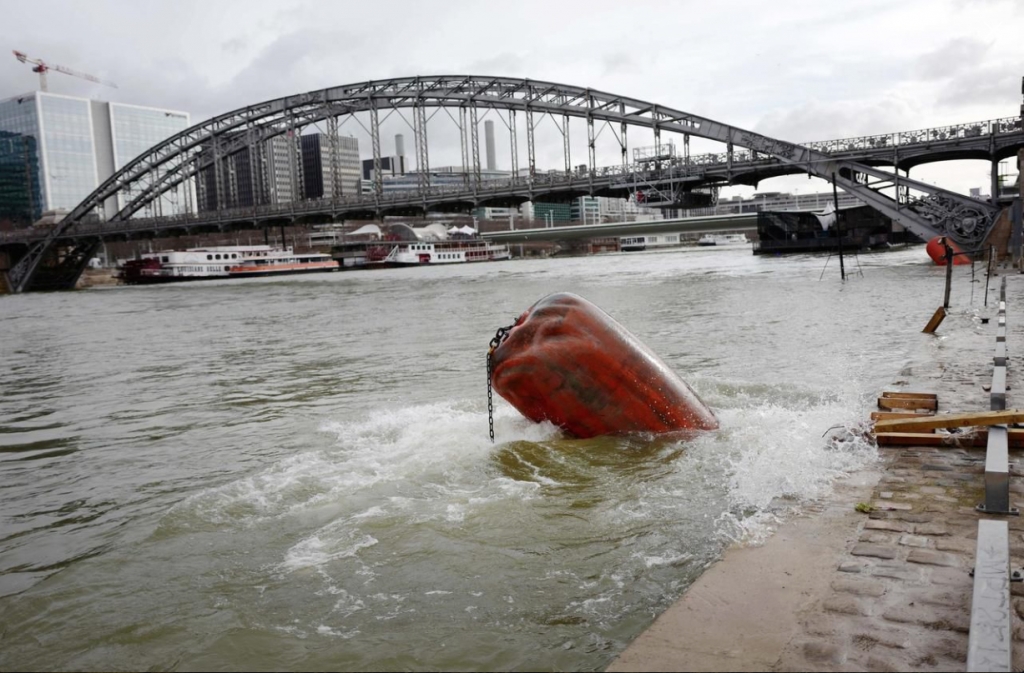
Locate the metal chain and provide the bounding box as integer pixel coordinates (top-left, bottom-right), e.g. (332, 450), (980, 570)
(487, 323), (514, 442)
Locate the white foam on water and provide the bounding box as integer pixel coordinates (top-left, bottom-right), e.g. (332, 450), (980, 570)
(282, 527), (379, 571)
(167, 400), (558, 532)
(638, 551), (693, 569)
(315, 625), (359, 639)
(695, 376), (879, 545)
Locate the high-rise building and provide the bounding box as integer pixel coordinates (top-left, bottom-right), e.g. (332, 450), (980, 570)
(361, 155), (406, 185)
(0, 131), (42, 227)
(195, 132), (305, 212)
(266, 134), (299, 205)
(300, 133), (360, 198)
(0, 92), (190, 223)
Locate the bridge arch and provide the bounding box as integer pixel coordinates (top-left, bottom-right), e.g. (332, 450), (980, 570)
(5, 75), (1019, 292)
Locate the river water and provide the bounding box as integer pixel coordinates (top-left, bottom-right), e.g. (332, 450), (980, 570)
(0, 245), (981, 671)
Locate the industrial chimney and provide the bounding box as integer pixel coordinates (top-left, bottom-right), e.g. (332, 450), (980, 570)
(395, 133), (405, 159)
(484, 120), (496, 171)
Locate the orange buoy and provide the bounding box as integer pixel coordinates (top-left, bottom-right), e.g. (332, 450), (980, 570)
(925, 236), (970, 266)
(488, 292), (718, 439)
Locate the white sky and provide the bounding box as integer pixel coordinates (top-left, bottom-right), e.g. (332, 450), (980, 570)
(2, 0), (1021, 197)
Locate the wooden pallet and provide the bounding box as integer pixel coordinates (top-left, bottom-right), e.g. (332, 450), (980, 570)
(877, 391), (938, 412)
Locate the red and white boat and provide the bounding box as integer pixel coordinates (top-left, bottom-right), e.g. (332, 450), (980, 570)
(118, 246), (339, 285)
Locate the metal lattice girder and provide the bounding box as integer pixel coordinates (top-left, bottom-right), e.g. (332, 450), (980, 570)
(508, 109), (518, 185)
(470, 104), (481, 190)
(526, 106), (536, 183)
(414, 99), (431, 192)
(459, 106), (470, 188)
(562, 113), (571, 176)
(8, 75), (1021, 291)
(327, 115), (341, 198)
(369, 98), (382, 200)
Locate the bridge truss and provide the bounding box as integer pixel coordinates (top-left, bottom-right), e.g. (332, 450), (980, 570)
(5, 76), (1019, 292)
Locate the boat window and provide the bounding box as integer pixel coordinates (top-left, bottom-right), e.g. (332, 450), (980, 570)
(225, 266), (230, 271)
(207, 254), (212, 260)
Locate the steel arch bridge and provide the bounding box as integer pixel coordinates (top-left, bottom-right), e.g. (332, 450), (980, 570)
(4, 75), (1016, 292)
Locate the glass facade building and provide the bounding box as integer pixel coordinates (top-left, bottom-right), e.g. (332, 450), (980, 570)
(0, 92), (190, 224)
(38, 94), (98, 212)
(109, 104), (189, 171)
(0, 131), (43, 225)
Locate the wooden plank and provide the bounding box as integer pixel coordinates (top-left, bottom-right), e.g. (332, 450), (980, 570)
(874, 410), (1024, 434)
(875, 433), (971, 447)
(870, 411), (935, 421)
(881, 392), (938, 400)
(922, 306), (946, 333)
(878, 397), (938, 411)
(874, 429), (1024, 448)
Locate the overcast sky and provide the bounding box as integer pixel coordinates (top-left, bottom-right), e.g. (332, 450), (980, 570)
(2, 0), (1021, 196)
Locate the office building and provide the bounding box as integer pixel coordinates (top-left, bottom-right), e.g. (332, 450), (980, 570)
(301, 133), (360, 198)
(0, 131), (42, 227)
(196, 133), (307, 212)
(361, 155), (406, 185)
(0, 92), (190, 223)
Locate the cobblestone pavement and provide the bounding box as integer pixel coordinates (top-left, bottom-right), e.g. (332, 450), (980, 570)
(775, 445), (1024, 671)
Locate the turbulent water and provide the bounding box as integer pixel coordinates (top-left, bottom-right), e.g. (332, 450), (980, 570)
(0, 245), (983, 671)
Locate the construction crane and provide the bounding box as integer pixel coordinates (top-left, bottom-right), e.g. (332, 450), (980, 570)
(12, 50), (117, 93)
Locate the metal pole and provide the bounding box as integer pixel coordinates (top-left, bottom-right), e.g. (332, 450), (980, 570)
(943, 239), (953, 309)
(985, 245), (994, 307)
(619, 101), (628, 174)
(833, 172), (845, 281)
(991, 158), (1000, 208)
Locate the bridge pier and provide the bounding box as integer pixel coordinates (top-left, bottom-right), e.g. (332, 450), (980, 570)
(992, 157), (1001, 208)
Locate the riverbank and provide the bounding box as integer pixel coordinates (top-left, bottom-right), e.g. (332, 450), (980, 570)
(608, 271), (1024, 671)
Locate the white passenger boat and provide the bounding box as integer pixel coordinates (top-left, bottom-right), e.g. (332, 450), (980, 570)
(119, 246), (339, 284)
(619, 234), (683, 252)
(374, 239), (512, 266)
(697, 233), (750, 247)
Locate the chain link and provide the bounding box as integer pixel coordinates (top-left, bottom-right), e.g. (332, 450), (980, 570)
(487, 323), (514, 442)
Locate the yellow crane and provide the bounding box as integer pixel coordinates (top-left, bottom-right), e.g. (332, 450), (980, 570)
(12, 50), (117, 92)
